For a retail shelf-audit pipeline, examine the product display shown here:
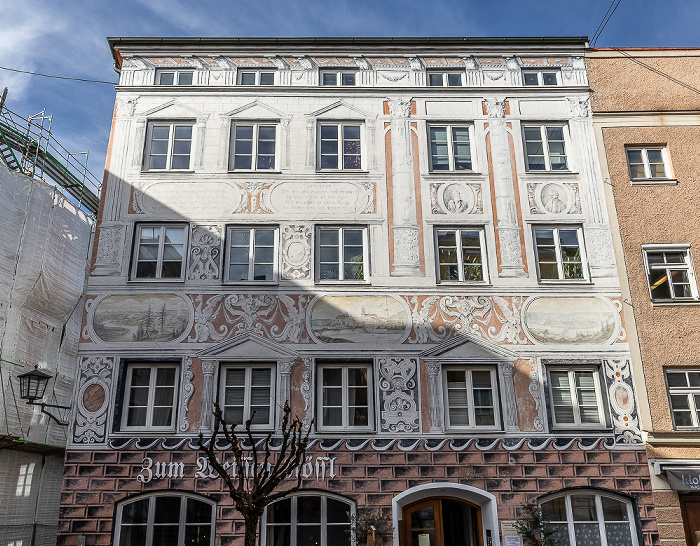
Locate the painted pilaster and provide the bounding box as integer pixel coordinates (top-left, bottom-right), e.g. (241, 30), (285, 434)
(498, 361), (520, 432)
(199, 360), (218, 431)
(426, 361), (443, 432)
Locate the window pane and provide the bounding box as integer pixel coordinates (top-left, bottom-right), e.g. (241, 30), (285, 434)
(601, 497), (629, 522)
(158, 73), (174, 85)
(122, 499), (149, 524)
(267, 525), (290, 546)
(571, 495), (597, 521)
(322, 72), (337, 85)
(605, 523), (634, 546)
(259, 72), (274, 85)
(297, 526), (321, 546)
(447, 73), (462, 86)
(574, 523), (603, 546)
(542, 72), (558, 85)
(152, 525), (179, 546)
(523, 73), (539, 86)
(297, 496), (321, 523)
(268, 499), (291, 523)
(240, 72), (255, 85)
(327, 524), (352, 546)
(648, 269), (672, 300)
(120, 526), (147, 546)
(185, 525), (212, 546)
(428, 73), (443, 86)
(667, 372), (688, 388)
(155, 497), (181, 523)
(178, 72), (193, 85)
(541, 498), (567, 521)
(341, 73), (355, 86)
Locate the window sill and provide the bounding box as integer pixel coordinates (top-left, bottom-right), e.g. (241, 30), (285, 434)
(317, 428), (376, 434)
(315, 169), (369, 174)
(651, 299), (700, 307)
(427, 170), (482, 176)
(437, 280), (491, 286)
(141, 170), (195, 174)
(223, 281), (279, 286)
(228, 170), (282, 174)
(523, 170), (578, 176)
(537, 279), (592, 285)
(630, 178), (678, 186)
(315, 280), (370, 285)
(128, 278), (186, 283)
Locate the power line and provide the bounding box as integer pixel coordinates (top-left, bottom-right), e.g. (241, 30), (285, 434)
(0, 65), (116, 86)
(614, 49), (700, 96)
(592, 0), (623, 46)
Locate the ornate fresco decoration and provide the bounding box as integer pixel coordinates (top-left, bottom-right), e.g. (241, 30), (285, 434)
(585, 228), (617, 271)
(188, 225), (222, 280)
(73, 356), (114, 444)
(378, 358), (420, 433)
(567, 97), (591, 119)
(199, 360), (217, 431)
(281, 225), (312, 280)
(603, 358), (642, 444)
(378, 71), (408, 83)
(116, 97), (138, 117)
(233, 181), (275, 214)
(92, 225), (125, 276)
(526, 183), (582, 215)
(528, 361), (545, 432)
(430, 182), (483, 215)
(613, 299), (627, 342)
(179, 357), (195, 433)
(132, 179), (243, 216)
(265, 181), (376, 217)
(301, 357), (314, 429)
(405, 295), (529, 345)
(188, 294), (311, 344)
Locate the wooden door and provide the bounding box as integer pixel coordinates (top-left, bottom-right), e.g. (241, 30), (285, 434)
(401, 497), (482, 546)
(681, 494), (700, 546)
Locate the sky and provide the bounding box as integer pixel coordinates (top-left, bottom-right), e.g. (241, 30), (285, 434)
(1, 0), (698, 181)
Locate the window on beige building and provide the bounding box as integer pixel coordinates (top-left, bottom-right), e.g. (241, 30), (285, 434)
(642, 245), (698, 301)
(667, 370), (700, 428)
(625, 146), (670, 181)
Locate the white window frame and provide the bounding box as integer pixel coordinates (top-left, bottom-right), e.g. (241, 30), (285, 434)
(427, 124), (475, 172)
(120, 363), (179, 432)
(547, 367), (607, 430)
(229, 122), (279, 171)
(317, 122), (364, 171)
(237, 70), (276, 86)
(315, 226), (368, 282)
(319, 70), (358, 86)
(115, 493), (216, 546)
(131, 223), (187, 281)
(642, 244), (698, 301)
(539, 490), (639, 546)
(427, 72), (464, 87)
(442, 366), (500, 431)
(522, 124), (570, 172)
(218, 363), (276, 430)
(144, 121), (194, 171)
(155, 69), (194, 86)
(522, 70), (560, 86)
(533, 225), (588, 282)
(666, 370), (700, 428)
(317, 362), (374, 432)
(625, 146), (671, 181)
(262, 493), (355, 546)
(434, 227), (488, 283)
(225, 226), (279, 283)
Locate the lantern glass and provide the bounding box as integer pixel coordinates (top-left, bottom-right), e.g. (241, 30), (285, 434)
(18, 366), (52, 401)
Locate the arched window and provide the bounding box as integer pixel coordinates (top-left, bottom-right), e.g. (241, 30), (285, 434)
(263, 493), (355, 546)
(114, 493), (215, 546)
(539, 490), (639, 546)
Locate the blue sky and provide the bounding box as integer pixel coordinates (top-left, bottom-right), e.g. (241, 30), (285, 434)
(1, 0), (698, 180)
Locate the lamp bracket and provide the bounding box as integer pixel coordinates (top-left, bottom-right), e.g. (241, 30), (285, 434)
(26, 401), (70, 427)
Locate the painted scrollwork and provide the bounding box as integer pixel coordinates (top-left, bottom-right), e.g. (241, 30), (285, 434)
(189, 294), (310, 343)
(179, 357), (195, 432)
(188, 225), (222, 280)
(528, 361), (545, 432)
(93, 226), (125, 276)
(603, 358), (642, 444)
(73, 356), (114, 444)
(378, 358), (419, 433)
(301, 357), (313, 429)
(281, 225), (312, 280)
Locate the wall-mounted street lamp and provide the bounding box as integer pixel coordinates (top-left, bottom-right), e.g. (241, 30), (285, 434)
(17, 366), (71, 426)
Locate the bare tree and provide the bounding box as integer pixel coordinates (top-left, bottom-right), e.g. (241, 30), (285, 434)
(199, 402), (312, 546)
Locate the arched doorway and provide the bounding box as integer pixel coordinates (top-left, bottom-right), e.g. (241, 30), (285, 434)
(401, 497), (482, 546)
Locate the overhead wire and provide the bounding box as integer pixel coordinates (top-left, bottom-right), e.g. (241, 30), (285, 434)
(592, 0), (624, 46)
(613, 49), (700, 96)
(0, 65), (116, 86)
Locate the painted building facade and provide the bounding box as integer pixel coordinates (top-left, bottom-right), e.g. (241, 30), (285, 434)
(588, 48), (700, 546)
(58, 37), (658, 546)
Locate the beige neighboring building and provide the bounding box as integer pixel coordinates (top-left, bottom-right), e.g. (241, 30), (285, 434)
(588, 48), (700, 546)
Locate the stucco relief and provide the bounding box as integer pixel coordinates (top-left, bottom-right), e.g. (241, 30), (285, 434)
(523, 297), (619, 345)
(189, 294), (310, 343)
(484, 97), (506, 117)
(585, 228), (617, 271)
(379, 71), (409, 83)
(528, 361), (545, 432)
(430, 183), (483, 215)
(603, 358), (642, 444)
(73, 356), (114, 444)
(92, 225), (125, 276)
(188, 225), (221, 280)
(378, 358), (420, 433)
(281, 225), (312, 280)
(527, 182), (582, 215)
(301, 357), (314, 429)
(567, 96), (591, 118)
(393, 228), (420, 267)
(405, 295), (528, 345)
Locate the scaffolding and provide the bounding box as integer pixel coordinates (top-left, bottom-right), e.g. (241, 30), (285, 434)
(0, 88), (102, 215)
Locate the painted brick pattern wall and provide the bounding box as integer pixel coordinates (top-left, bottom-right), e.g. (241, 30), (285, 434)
(58, 444), (658, 546)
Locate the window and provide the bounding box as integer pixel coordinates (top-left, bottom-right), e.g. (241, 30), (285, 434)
(533, 226), (586, 281)
(230, 123), (277, 170)
(642, 245), (698, 301)
(219, 364), (275, 429)
(317, 363), (373, 431)
(131, 224), (186, 280)
(443, 366), (499, 430)
(523, 125), (568, 171)
(121, 363), (179, 431)
(145, 122), (193, 170)
(237, 70), (275, 85)
(320, 71), (356, 86)
(522, 70), (559, 86)
(435, 228), (488, 282)
(667, 370), (700, 427)
(428, 125), (473, 171)
(156, 70), (194, 86)
(264, 494), (353, 546)
(626, 147), (670, 180)
(116, 494), (215, 546)
(540, 491), (638, 546)
(427, 72), (463, 86)
(226, 227), (278, 282)
(317, 227), (367, 281)
(318, 123), (362, 170)
(547, 368), (605, 429)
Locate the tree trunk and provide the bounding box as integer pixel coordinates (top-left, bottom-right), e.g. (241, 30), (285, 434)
(244, 512), (261, 546)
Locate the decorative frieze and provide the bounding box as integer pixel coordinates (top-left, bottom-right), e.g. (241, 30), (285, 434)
(73, 356), (114, 444)
(378, 358), (420, 433)
(179, 357), (195, 433)
(188, 225), (222, 280)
